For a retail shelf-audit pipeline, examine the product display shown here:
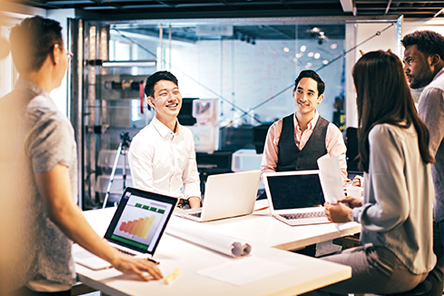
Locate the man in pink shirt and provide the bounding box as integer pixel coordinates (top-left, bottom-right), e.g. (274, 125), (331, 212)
(260, 70), (347, 181)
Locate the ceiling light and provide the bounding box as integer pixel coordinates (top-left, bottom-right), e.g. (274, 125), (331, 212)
(330, 43), (337, 49)
(283, 47), (290, 52)
(314, 53), (320, 59)
(308, 52), (314, 57)
(300, 45), (306, 52)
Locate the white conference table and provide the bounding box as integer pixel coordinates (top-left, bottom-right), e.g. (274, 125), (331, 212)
(185, 199), (361, 251)
(76, 207), (353, 296)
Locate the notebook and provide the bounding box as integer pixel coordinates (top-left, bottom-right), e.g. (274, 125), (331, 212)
(74, 187), (178, 270)
(262, 170), (329, 226)
(174, 170), (261, 222)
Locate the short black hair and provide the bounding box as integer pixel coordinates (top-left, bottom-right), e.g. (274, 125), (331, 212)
(144, 71), (178, 97)
(294, 70), (325, 95)
(9, 16), (63, 74)
(401, 30), (444, 60)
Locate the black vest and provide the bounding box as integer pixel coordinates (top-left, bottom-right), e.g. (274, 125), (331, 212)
(276, 114), (328, 172)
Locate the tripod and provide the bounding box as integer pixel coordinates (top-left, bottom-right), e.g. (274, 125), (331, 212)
(102, 132), (131, 208)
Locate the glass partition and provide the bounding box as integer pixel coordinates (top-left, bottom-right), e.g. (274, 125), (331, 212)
(74, 17), (399, 208)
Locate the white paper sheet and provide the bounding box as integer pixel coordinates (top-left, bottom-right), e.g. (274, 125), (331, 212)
(166, 218), (251, 257)
(317, 155), (346, 204)
(197, 256), (296, 286)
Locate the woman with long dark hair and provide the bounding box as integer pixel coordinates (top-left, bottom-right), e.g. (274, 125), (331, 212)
(308, 50), (436, 295)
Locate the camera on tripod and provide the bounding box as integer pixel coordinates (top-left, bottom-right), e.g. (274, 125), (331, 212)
(120, 132), (131, 147)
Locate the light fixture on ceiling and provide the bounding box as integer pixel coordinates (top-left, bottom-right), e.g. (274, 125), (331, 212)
(309, 27), (327, 45)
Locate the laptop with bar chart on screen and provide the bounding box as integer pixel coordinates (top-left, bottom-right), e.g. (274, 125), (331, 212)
(263, 170), (329, 226)
(74, 187), (178, 270)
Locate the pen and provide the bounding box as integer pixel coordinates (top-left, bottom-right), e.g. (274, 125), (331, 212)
(147, 258), (160, 265)
(165, 268), (180, 285)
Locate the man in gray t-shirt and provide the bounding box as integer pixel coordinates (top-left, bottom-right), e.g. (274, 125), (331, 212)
(0, 16), (162, 296)
(402, 30), (444, 296)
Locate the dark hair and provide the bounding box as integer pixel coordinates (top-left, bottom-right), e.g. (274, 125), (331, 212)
(144, 71), (178, 97)
(352, 50), (433, 172)
(9, 16), (63, 74)
(294, 70), (325, 95)
(401, 30), (444, 60)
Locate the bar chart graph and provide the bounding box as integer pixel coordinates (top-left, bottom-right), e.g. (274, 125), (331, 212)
(119, 215), (156, 239)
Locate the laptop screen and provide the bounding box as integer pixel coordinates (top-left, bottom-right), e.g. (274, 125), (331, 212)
(104, 187), (177, 255)
(265, 172), (324, 210)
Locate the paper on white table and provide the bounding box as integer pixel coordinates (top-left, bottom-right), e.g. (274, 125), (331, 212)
(166, 218), (251, 257)
(317, 155), (346, 204)
(197, 256), (296, 286)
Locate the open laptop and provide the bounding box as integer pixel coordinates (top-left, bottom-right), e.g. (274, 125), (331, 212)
(263, 170), (329, 226)
(174, 170), (261, 222)
(74, 187), (178, 270)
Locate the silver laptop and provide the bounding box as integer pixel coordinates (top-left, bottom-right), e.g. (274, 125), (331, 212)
(263, 170), (329, 226)
(175, 170), (261, 222)
(74, 187), (178, 270)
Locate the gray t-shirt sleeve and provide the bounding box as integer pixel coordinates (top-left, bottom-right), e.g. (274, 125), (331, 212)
(26, 109), (74, 173)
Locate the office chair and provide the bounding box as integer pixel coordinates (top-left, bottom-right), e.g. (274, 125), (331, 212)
(346, 127), (360, 173)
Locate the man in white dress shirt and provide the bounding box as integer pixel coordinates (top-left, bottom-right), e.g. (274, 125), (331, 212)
(128, 71), (201, 208)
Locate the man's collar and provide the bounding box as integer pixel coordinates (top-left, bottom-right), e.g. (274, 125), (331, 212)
(432, 66), (444, 83)
(15, 78), (49, 98)
(293, 110), (319, 130)
(152, 117), (180, 137)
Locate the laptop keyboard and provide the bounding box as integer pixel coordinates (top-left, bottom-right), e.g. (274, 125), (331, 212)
(280, 211), (325, 220)
(189, 212), (202, 218)
(117, 248), (136, 256)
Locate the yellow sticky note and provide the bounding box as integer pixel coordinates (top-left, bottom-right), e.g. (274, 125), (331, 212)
(164, 268), (180, 285)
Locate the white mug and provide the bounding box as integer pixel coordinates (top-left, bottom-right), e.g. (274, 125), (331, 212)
(347, 186), (362, 198)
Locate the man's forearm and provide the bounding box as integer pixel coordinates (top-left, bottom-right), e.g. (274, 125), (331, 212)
(188, 196), (201, 208)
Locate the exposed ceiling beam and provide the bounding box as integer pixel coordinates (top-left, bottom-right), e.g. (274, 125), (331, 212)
(385, 0), (392, 14)
(339, 0), (354, 12)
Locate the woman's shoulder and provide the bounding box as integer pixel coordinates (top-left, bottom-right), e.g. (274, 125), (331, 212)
(369, 123), (411, 142)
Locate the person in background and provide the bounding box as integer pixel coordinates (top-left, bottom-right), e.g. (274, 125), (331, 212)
(305, 50), (435, 295)
(260, 70), (347, 182)
(128, 71), (201, 209)
(402, 30), (444, 296)
(0, 16), (162, 296)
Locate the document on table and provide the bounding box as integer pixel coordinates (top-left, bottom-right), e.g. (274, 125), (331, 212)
(197, 256), (296, 286)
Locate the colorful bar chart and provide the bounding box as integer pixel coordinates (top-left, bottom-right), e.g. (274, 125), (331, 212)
(119, 215), (156, 239)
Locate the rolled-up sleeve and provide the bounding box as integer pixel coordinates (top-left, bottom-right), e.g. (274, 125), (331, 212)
(326, 123), (347, 182)
(260, 120), (282, 176)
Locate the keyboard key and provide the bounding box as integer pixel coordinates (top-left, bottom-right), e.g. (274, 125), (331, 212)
(117, 248), (136, 256)
(280, 212), (325, 220)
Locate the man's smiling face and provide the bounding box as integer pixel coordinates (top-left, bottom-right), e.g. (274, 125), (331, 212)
(148, 80), (182, 124)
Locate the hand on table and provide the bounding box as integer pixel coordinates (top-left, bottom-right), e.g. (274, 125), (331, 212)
(324, 202), (353, 223)
(111, 254), (163, 281)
